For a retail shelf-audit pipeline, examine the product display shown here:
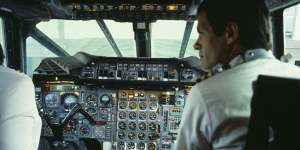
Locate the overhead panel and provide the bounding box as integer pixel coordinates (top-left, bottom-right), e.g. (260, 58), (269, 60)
(60, 0), (199, 21)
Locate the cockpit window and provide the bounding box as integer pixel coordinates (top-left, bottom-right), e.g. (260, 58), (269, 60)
(36, 20), (135, 57)
(284, 3), (300, 61)
(26, 37), (57, 76)
(152, 20), (198, 58)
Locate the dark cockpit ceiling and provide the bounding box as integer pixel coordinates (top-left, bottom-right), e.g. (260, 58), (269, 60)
(1, 0), (300, 21)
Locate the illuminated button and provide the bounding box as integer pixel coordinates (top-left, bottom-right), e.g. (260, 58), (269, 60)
(167, 5), (178, 11)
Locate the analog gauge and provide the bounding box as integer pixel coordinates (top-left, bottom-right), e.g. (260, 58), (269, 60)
(137, 142), (145, 150)
(148, 142), (156, 150)
(148, 133), (158, 140)
(85, 107), (97, 116)
(138, 122), (146, 131)
(63, 119), (76, 133)
(129, 102), (137, 110)
(149, 112), (157, 120)
(99, 94), (111, 105)
(149, 102), (158, 110)
(129, 112), (136, 120)
(139, 102), (147, 110)
(127, 142), (135, 150)
(63, 94), (78, 110)
(86, 95), (97, 107)
(117, 142), (125, 149)
(44, 93), (59, 108)
(119, 101), (127, 109)
(118, 111), (126, 119)
(79, 125), (90, 136)
(139, 112), (147, 120)
(128, 122), (136, 130)
(118, 131), (126, 139)
(118, 121), (126, 130)
(128, 132), (136, 140)
(149, 122), (156, 131)
(138, 132), (146, 140)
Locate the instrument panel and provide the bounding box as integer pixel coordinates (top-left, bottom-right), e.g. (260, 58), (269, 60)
(34, 57), (202, 149)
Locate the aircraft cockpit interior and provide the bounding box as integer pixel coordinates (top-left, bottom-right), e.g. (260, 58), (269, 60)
(1, 0), (300, 149)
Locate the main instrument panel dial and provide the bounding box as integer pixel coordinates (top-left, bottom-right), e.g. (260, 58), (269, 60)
(149, 112), (157, 120)
(63, 94), (78, 110)
(137, 142), (145, 150)
(119, 101), (127, 109)
(129, 112), (136, 120)
(99, 94), (111, 105)
(129, 102), (137, 110)
(139, 112), (147, 120)
(86, 94), (97, 107)
(128, 122), (136, 130)
(44, 93), (59, 108)
(118, 121), (126, 130)
(118, 111), (126, 119)
(147, 142), (156, 150)
(118, 131), (126, 139)
(149, 102), (158, 110)
(138, 132), (146, 140)
(127, 142), (135, 150)
(128, 132), (136, 140)
(138, 122), (147, 131)
(148, 122), (156, 131)
(139, 102), (147, 110)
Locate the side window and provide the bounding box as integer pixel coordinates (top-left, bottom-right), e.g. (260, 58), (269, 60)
(284, 4), (300, 62)
(26, 37), (57, 76)
(0, 17), (5, 65)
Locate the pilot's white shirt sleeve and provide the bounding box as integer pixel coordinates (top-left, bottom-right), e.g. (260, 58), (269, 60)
(0, 67), (42, 150)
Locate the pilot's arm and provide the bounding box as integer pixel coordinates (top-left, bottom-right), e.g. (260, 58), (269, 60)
(0, 74), (42, 150)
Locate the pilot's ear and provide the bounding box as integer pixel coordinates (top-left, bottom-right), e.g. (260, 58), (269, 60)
(225, 22), (239, 45)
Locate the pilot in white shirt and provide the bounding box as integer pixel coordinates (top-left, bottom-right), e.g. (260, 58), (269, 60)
(175, 0), (300, 149)
(0, 45), (42, 150)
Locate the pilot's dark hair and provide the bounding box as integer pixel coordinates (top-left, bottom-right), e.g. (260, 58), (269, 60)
(0, 43), (4, 65)
(198, 0), (272, 50)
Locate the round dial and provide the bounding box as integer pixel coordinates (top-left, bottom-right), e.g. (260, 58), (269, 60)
(128, 132), (136, 140)
(129, 112), (136, 120)
(138, 122), (147, 131)
(148, 142), (156, 150)
(128, 122), (136, 130)
(148, 133), (158, 140)
(138, 132), (146, 140)
(118, 121), (126, 130)
(44, 93), (59, 108)
(86, 94), (97, 106)
(63, 94), (78, 110)
(137, 142), (145, 150)
(139, 102), (147, 110)
(99, 94), (111, 105)
(127, 142), (135, 149)
(129, 102), (137, 110)
(149, 112), (157, 120)
(118, 111), (126, 119)
(149, 122), (156, 131)
(139, 112), (147, 120)
(118, 131), (126, 139)
(149, 102), (158, 110)
(119, 101), (127, 109)
(79, 125), (90, 136)
(117, 142), (125, 149)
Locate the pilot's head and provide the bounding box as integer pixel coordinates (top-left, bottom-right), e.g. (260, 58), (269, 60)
(0, 43), (4, 65)
(194, 0), (271, 71)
